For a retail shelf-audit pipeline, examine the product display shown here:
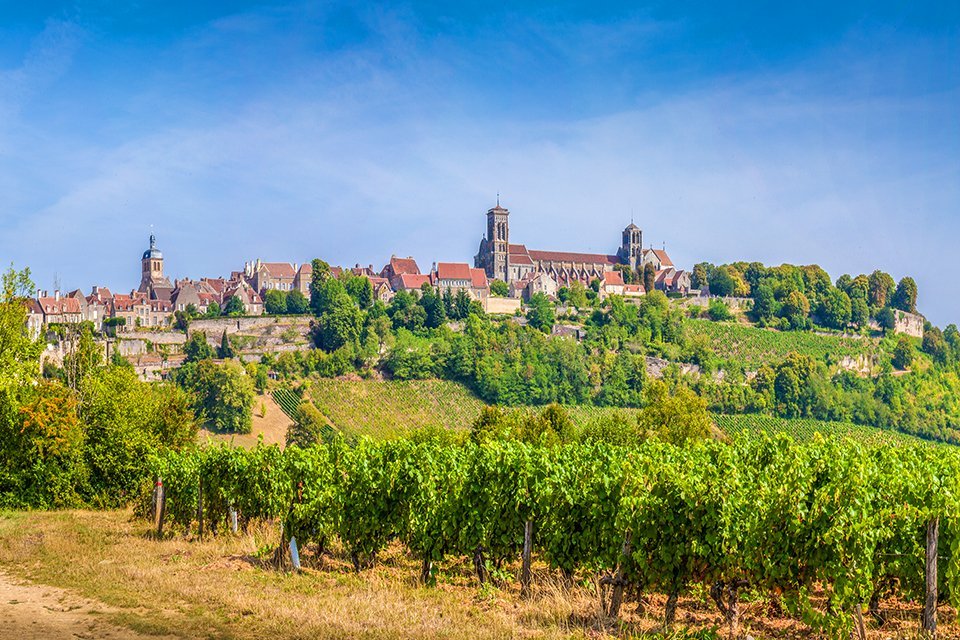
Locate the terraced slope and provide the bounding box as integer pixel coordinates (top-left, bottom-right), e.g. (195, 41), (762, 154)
(686, 319), (882, 369)
(713, 414), (929, 445)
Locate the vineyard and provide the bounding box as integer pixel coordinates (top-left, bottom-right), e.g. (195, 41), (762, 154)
(303, 379), (485, 438)
(686, 319), (883, 369)
(713, 414), (929, 445)
(151, 436), (960, 637)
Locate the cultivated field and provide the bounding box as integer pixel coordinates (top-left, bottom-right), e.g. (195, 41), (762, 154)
(686, 319), (882, 369)
(0, 510), (954, 639)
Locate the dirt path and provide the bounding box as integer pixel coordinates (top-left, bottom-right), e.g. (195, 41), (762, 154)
(0, 571), (176, 640)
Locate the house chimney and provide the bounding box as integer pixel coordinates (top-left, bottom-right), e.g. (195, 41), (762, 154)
(54, 290), (60, 301)
(36, 288), (42, 299)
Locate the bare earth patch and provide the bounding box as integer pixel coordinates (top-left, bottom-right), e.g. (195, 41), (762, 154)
(199, 392), (292, 448)
(0, 570), (177, 640)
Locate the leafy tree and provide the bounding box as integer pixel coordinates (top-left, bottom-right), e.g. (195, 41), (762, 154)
(876, 306), (896, 334)
(818, 287), (851, 330)
(0, 265), (42, 395)
(780, 290), (811, 329)
(183, 331), (214, 363)
(891, 277), (918, 313)
(707, 298), (734, 322)
(850, 297), (869, 328)
(63, 325), (103, 392)
(286, 289), (309, 314)
(567, 281), (589, 308)
(311, 286), (363, 352)
(643, 262), (656, 292)
(217, 330), (234, 359)
(637, 381), (712, 444)
(922, 327), (948, 364)
(342, 272), (374, 309)
(287, 401), (327, 448)
(389, 290), (427, 332)
(1, 380), (87, 508)
(173, 310), (191, 331)
(204, 301), (221, 318)
(868, 270), (895, 308)
(223, 295), (245, 317)
(891, 336), (913, 370)
(751, 284), (779, 322)
(708, 266), (736, 297)
(264, 289), (287, 315)
(526, 293), (555, 333)
(309, 258), (333, 315)
(489, 280), (507, 297)
(177, 359), (254, 433)
(692, 263), (710, 290)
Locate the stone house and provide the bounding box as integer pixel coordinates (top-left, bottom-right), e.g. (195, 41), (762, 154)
(394, 273), (432, 294)
(510, 271), (558, 302)
(293, 263), (312, 294)
(246, 260), (297, 294)
(600, 270), (625, 298)
(432, 262), (473, 295)
(381, 256), (421, 290)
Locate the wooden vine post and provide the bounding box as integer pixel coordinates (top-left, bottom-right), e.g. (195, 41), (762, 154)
(924, 516), (939, 637)
(153, 476), (166, 538)
(521, 519), (533, 597)
(196, 476), (204, 539)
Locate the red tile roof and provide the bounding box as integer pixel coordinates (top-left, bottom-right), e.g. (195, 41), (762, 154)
(510, 254), (534, 266)
(390, 256), (420, 276)
(602, 270), (624, 286)
(37, 297), (82, 314)
(436, 262), (473, 281)
(262, 262), (296, 278)
(508, 244), (529, 255)
(397, 274), (432, 290)
(528, 250), (619, 265)
(470, 268), (488, 289)
(623, 284), (646, 294)
(649, 249), (674, 268)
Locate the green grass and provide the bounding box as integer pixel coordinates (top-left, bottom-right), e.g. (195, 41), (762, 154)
(712, 413), (928, 445)
(686, 319), (882, 369)
(306, 379), (486, 439)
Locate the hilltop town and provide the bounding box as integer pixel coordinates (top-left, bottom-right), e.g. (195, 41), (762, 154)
(26, 202), (693, 338)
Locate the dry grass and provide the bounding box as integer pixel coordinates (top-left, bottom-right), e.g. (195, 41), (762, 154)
(0, 510), (955, 640)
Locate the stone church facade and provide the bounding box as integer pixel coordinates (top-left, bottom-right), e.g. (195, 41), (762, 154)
(474, 202), (682, 289)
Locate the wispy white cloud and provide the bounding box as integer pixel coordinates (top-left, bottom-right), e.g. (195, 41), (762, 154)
(0, 5), (957, 325)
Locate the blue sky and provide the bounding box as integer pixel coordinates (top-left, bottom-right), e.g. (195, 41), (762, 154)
(1, 1), (958, 324)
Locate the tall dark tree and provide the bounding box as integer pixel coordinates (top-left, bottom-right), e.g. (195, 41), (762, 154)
(309, 258), (333, 315)
(868, 270), (895, 308)
(643, 262), (656, 293)
(217, 330), (234, 359)
(419, 284), (446, 329)
(891, 277), (918, 313)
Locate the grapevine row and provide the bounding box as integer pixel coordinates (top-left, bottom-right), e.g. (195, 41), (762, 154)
(150, 436), (960, 635)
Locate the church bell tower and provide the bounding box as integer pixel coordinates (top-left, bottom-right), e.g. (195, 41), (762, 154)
(620, 223), (642, 271)
(485, 201), (510, 283)
(139, 233), (172, 295)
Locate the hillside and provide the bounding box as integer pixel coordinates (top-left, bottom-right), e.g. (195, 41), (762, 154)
(686, 318), (884, 369)
(275, 377), (927, 445)
(306, 378), (485, 438)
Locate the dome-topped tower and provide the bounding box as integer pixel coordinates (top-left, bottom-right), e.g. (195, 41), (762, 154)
(142, 234), (163, 261)
(139, 233), (172, 295)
